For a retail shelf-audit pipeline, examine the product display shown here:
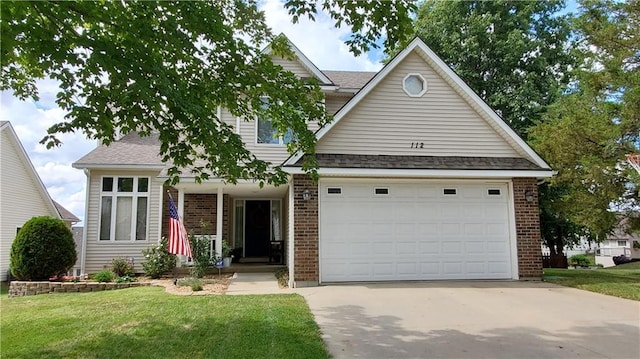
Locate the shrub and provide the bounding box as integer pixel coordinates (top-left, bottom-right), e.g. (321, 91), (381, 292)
(141, 237), (176, 278)
(274, 267), (289, 288)
(115, 275), (136, 283)
(189, 234), (211, 278)
(222, 240), (233, 258)
(569, 254), (591, 267)
(178, 277), (203, 291)
(93, 269), (116, 283)
(10, 216), (77, 280)
(111, 257), (135, 277)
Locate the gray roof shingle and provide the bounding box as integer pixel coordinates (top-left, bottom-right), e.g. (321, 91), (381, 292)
(291, 154), (544, 171)
(73, 132), (163, 167)
(322, 70), (376, 89)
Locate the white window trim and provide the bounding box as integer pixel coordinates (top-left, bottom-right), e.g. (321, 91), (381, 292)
(98, 176), (150, 242)
(402, 73), (428, 97)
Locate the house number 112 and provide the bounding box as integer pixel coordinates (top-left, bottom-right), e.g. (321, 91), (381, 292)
(410, 142), (424, 149)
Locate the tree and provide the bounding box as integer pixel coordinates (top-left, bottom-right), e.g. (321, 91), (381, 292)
(530, 0), (640, 241)
(406, 0), (576, 137)
(1, 0), (415, 185)
(10, 216), (77, 280)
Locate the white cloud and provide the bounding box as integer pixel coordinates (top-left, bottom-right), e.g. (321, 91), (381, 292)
(261, 0), (383, 71)
(1, 1), (381, 226)
(0, 85), (95, 225)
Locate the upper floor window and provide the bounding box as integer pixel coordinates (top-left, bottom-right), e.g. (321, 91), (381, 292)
(617, 240), (627, 247)
(99, 176), (149, 241)
(256, 97), (293, 145)
(403, 73), (427, 97)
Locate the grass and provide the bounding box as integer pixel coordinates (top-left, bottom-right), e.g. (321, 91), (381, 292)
(1, 286), (329, 359)
(544, 262), (640, 301)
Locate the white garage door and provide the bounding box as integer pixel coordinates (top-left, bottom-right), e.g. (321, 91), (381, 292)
(319, 180), (514, 282)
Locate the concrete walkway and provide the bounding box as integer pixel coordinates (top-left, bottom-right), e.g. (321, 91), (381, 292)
(226, 272), (287, 295)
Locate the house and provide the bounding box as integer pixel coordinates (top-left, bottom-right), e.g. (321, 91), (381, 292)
(595, 219), (640, 267)
(0, 121), (80, 281)
(73, 37), (553, 286)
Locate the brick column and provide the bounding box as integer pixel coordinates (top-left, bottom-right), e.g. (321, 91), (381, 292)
(293, 174), (319, 286)
(513, 178), (543, 280)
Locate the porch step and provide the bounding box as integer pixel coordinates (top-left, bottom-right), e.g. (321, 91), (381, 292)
(173, 263), (285, 275)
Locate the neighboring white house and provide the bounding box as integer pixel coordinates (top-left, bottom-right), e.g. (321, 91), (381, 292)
(595, 221), (640, 267)
(0, 121), (80, 281)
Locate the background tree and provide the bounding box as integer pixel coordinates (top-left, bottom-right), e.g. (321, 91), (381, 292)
(406, 0), (576, 137)
(1, 0), (415, 185)
(530, 0), (640, 241)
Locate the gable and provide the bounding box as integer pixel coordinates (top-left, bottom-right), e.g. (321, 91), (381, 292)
(0, 123), (59, 219)
(271, 56), (315, 80)
(315, 51), (520, 158)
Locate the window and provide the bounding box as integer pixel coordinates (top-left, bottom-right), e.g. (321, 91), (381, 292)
(488, 189), (501, 196)
(327, 187), (342, 195)
(617, 240), (627, 247)
(256, 97), (293, 145)
(375, 187), (389, 195)
(443, 188), (457, 195)
(99, 176), (149, 241)
(403, 73), (427, 97)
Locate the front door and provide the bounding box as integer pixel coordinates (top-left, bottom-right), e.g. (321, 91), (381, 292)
(244, 200), (271, 257)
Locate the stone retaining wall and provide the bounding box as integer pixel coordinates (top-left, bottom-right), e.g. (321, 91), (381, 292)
(8, 281), (151, 298)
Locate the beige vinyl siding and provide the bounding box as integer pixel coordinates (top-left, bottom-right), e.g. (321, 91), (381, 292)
(272, 56), (313, 79)
(325, 94), (352, 116)
(316, 51), (520, 157)
(1, 129), (59, 281)
(84, 170), (163, 274)
(220, 108), (236, 128)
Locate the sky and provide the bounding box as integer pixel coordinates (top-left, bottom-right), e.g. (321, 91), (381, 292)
(0, 0), (384, 225)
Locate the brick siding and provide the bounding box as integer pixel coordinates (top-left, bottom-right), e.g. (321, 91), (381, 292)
(161, 187), (231, 246)
(513, 178), (543, 279)
(293, 174), (319, 284)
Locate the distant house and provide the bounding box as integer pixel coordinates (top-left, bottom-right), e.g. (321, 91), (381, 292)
(73, 37), (553, 286)
(595, 219), (640, 267)
(0, 121), (79, 281)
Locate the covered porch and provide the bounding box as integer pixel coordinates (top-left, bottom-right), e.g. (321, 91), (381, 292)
(162, 180), (290, 267)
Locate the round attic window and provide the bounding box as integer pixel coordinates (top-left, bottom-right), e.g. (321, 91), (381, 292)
(403, 73), (427, 97)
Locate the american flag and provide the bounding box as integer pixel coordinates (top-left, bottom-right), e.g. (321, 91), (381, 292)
(168, 194), (192, 258)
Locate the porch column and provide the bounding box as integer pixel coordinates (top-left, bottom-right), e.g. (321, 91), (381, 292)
(216, 187), (223, 256)
(177, 188), (186, 266)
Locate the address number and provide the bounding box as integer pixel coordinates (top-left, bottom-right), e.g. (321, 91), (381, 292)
(410, 142), (424, 149)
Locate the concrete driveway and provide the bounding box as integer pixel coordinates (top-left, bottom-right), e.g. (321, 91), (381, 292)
(296, 281), (640, 359)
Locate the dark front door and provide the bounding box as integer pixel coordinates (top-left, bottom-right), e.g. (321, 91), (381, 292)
(245, 200), (271, 257)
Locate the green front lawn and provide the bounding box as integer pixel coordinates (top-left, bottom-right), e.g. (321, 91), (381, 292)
(1, 287), (329, 359)
(544, 263), (640, 301)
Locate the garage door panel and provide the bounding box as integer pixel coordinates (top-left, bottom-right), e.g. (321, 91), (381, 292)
(320, 181), (513, 282)
(419, 241), (440, 254)
(443, 262), (463, 275)
(396, 241), (417, 254)
(441, 223), (461, 235)
(464, 223), (485, 235)
(466, 262), (486, 274)
(465, 241), (486, 254)
(486, 240), (509, 254)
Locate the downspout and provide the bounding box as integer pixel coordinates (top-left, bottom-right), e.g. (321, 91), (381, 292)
(81, 169), (90, 277)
